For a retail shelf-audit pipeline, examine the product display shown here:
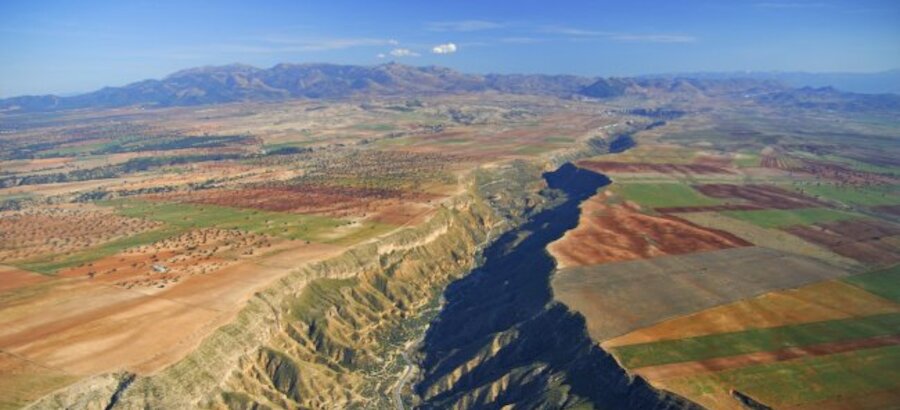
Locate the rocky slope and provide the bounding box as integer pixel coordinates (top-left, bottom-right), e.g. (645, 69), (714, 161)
(27, 135), (696, 409)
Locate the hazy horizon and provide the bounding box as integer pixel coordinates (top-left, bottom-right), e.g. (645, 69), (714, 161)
(2, 0), (899, 98)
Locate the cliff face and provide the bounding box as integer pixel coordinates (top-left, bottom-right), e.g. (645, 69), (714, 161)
(29, 160), (544, 409)
(29, 136), (695, 410)
(412, 164), (699, 410)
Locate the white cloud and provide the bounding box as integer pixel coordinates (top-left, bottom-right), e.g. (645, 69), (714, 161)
(389, 48), (419, 57)
(431, 43), (458, 54)
(426, 20), (504, 32)
(376, 53), (386, 59)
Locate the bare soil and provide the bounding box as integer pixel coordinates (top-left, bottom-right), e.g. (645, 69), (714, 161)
(549, 193), (750, 268)
(693, 184), (829, 209)
(786, 220), (900, 265)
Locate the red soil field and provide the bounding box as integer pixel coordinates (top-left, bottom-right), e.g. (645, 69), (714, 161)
(154, 184), (440, 218)
(0, 266), (49, 293)
(693, 184), (829, 209)
(578, 160), (733, 175)
(786, 219), (900, 266)
(549, 194), (751, 268)
(634, 334), (900, 380)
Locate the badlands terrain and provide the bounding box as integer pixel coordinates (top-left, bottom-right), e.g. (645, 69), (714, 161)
(0, 63), (899, 409)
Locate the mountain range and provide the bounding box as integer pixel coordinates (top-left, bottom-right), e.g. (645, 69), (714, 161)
(1, 63), (898, 113)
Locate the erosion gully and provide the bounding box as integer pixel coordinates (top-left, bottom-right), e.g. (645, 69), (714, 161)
(399, 134), (699, 409)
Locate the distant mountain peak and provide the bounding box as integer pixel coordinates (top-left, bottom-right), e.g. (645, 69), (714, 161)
(3, 62), (894, 114)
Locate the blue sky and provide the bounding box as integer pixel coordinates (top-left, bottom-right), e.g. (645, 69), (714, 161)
(1, 0), (899, 97)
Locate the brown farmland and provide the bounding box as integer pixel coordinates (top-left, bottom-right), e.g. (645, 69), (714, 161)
(762, 155), (898, 185)
(786, 219), (900, 266)
(578, 160), (733, 176)
(604, 280), (898, 348)
(153, 184), (441, 220)
(548, 193), (750, 268)
(693, 184), (829, 209)
(552, 246), (851, 341)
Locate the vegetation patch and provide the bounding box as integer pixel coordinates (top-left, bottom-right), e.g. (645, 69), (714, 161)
(667, 344), (900, 408)
(611, 312), (900, 368)
(16, 227), (181, 274)
(109, 200), (347, 243)
(794, 183), (900, 206)
(722, 207), (862, 228)
(844, 264), (900, 303)
(615, 183), (723, 208)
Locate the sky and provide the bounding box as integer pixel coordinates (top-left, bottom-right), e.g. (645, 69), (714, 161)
(1, 0), (899, 97)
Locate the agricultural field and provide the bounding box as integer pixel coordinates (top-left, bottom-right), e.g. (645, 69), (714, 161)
(607, 182), (724, 208)
(721, 207), (863, 229)
(600, 265), (900, 410)
(0, 93), (637, 408)
(553, 103), (900, 409)
(1, 66), (899, 409)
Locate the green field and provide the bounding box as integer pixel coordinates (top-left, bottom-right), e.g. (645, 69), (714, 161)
(611, 313), (900, 368)
(109, 200), (347, 242)
(615, 183), (722, 208)
(844, 265), (900, 303)
(15, 227), (181, 274)
(671, 345), (900, 407)
(722, 207), (862, 228)
(514, 144), (556, 156)
(733, 153), (759, 168)
(794, 183), (900, 206)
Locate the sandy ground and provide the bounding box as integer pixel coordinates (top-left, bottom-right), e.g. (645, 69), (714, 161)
(0, 265), (49, 293)
(0, 241), (344, 381)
